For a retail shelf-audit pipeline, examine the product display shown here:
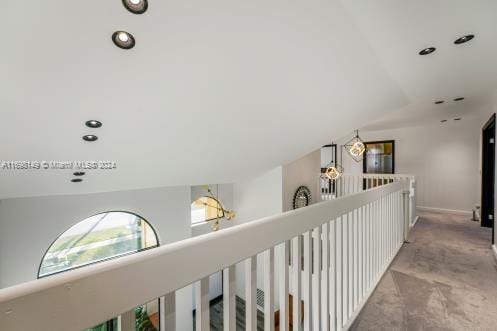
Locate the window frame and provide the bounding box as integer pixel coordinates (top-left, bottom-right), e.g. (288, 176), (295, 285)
(37, 210), (160, 279)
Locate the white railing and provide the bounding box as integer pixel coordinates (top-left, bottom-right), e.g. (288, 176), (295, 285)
(0, 181), (411, 331)
(320, 174), (416, 227)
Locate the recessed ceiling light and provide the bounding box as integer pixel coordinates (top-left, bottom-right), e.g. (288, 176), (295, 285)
(85, 120), (102, 128)
(454, 34), (474, 45)
(454, 97), (465, 101)
(440, 120), (447, 123)
(112, 31), (135, 49)
(434, 100), (444, 104)
(419, 47), (436, 55)
(122, 0), (148, 14)
(73, 172), (85, 176)
(454, 118), (462, 121)
(71, 178), (83, 183)
(83, 135), (98, 142)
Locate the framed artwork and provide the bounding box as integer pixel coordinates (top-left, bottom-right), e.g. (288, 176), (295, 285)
(362, 140), (395, 190)
(363, 140), (395, 174)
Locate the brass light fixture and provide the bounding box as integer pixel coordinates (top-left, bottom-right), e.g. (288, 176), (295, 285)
(344, 130), (365, 162)
(324, 143), (343, 181)
(202, 185), (236, 231)
(325, 165), (343, 181)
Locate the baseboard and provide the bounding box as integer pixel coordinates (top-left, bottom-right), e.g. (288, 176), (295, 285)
(343, 241), (404, 330)
(417, 206), (472, 216)
(492, 245), (497, 263)
(410, 216), (420, 228)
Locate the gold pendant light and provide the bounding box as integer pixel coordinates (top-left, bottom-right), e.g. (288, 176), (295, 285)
(344, 130), (365, 162)
(324, 143), (343, 181)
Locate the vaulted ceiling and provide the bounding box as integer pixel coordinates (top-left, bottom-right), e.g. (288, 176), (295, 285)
(344, 0), (497, 130)
(1, 0), (496, 198)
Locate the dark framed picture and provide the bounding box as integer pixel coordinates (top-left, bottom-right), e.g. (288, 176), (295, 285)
(363, 140), (395, 174)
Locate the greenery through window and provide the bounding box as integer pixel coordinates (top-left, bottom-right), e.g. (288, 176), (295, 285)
(39, 211), (160, 331)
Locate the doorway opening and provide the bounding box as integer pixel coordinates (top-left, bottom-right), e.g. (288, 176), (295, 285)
(481, 114), (495, 243)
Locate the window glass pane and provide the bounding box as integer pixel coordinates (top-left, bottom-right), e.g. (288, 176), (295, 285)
(39, 212), (158, 277)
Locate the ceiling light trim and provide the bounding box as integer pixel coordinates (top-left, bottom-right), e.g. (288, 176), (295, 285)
(454, 34), (474, 45)
(82, 135), (98, 142)
(419, 47), (436, 55)
(122, 0), (148, 14)
(85, 120), (102, 128)
(112, 31), (136, 50)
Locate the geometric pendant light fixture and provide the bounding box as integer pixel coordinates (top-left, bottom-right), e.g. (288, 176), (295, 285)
(344, 129), (366, 162)
(325, 164), (343, 181)
(324, 143), (343, 181)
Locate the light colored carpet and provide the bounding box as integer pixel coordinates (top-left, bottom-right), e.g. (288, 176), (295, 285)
(351, 211), (497, 331)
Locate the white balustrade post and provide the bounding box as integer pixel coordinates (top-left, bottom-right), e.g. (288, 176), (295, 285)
(312, 226), (321, 330)
(195, 277), (210, 331)
(303, 231), (313, 331)
(402, 189), (410, 242)
(264, 248), (275, 331)
(246, 256), (257, 331)
(120, 309), (135, 331)
(293, 236), (302, 331)
(223, 266), (236, 331)
(162, 293), (176, 331)
(280, 241), (290, 331)
(321, 223), (329, 331)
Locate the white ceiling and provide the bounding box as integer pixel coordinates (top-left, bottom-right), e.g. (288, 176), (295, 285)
(1, 0), (496, 199)
(341, 0), (497, 131)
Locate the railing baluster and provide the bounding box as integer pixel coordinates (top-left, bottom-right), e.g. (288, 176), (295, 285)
(386, 194), (390, 258)
(195, 277), (210, 331)
(390, 193), (394, 256)
(322, 223), (330, 331)
(223, 266), (236, 331)
(353, 209), (358, 310)
(245, 256), (257, 331)
(358, 206), (363, 302)
(375, 200), (379, 277)
(313, 226), (321, 329)
(163, 293), (175, 331)
(388, 194), (392, 255)
(342, 213), (348, 324)
(304, 231), (313, 331)
(264, 248), (275, 331)
(336, 216), (343, 329)
(329, 220), (336, 331)
(348, 211), (353, 318)
(293, 236), (302, 331)
(280, 241), (290, 331)
(366, 203), (373, 291)
(120, 309), (135, 331)
(382, 197), (385, 268)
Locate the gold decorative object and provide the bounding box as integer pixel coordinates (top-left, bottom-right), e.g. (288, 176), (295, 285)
(201, 185), (236, 231)
(323, 143), (343, 181)
(344, 130), (366, 162)
(325, 165), (343, 181)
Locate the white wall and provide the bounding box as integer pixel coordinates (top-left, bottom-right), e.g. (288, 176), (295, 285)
(232, 167), (283, 306)
(0, 186), (193, 330)
(338, 116), (487, 214)
(282, 150), (321, 212)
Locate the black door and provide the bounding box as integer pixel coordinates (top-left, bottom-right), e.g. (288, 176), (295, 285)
(481, 114), (495, 241)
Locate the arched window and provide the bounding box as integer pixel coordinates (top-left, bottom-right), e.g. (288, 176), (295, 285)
(39, 211), (160, 331)
(191, 196), (225, 225)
